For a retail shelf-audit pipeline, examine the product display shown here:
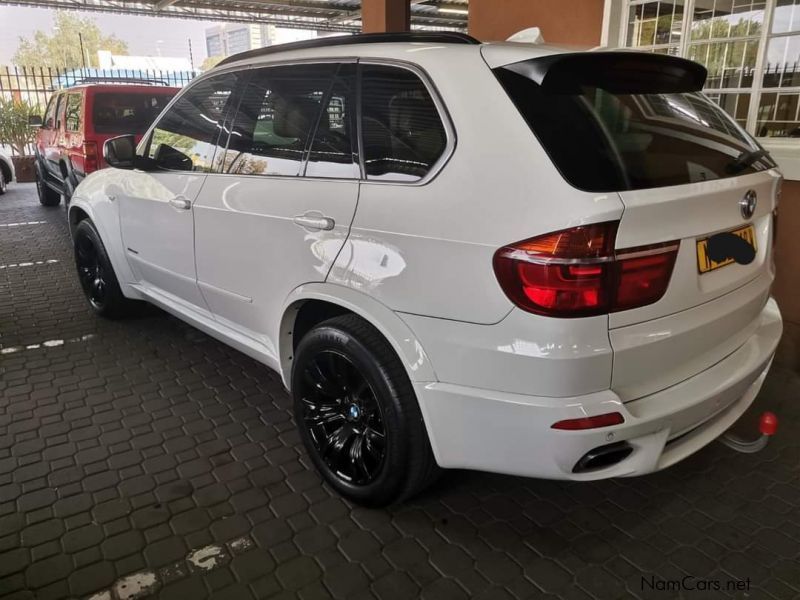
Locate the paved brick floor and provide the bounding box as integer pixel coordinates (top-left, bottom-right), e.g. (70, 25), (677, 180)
(1, 183), (799, 600)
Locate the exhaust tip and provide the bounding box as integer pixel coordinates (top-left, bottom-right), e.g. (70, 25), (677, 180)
(572, 442), (633, 473)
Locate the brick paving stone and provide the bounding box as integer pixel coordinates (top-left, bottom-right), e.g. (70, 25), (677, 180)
(1, 183), (800, 600)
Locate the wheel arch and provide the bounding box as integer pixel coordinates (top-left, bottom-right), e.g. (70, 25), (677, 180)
(68, 197), (141, 300)
(278, 283), (438, 392)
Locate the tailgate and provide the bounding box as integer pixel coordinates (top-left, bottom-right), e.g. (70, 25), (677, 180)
(611, 171), (780, 328)
(610, 171), (780, 401)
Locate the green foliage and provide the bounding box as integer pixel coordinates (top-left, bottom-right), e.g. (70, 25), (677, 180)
(0, 97), (40, 156)
(200, 56), (224, 72)
(12, 11), (129, 69)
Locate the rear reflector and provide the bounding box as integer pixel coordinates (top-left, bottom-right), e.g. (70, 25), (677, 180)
(493, 222), (678, 317)
(552, 412), (625, 430)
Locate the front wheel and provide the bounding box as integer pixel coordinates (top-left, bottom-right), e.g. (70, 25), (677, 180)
(0, 170), (7, 195)
(292, 314), (439, 506)
(73, 220), (136, 318)
(36, 167), (60, 206)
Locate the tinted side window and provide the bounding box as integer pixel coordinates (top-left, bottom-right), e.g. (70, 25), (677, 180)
(360, 65), (447, 182)
(55, 94), (66, 131)
(65, 93), (82, 132)
(43, 96), (57, 129)
(222, 64), (336, 177)
(305, 64), (358, 179)
(93, 92), (175, 135)
(148, 74), (237, 172)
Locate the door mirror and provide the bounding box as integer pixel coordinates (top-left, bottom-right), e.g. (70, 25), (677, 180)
(28, 115), (43, 127)
(153, 143), (193, 171)
(104, 135), (137, 169)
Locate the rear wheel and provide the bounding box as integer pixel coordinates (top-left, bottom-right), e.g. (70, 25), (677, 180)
(0, 170), (6, 195)
(36, 167), (60, 206)
(292, 314), (439, 506)
(73, 220), (136, 318)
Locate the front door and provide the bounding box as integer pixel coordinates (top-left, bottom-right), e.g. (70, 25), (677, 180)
(119, 72), (238, 310)
(194, 63), (360, 357)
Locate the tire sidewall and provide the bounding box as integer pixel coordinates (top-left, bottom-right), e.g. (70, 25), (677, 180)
(292, 325), (410, 505)
(73, 220), (123, 317)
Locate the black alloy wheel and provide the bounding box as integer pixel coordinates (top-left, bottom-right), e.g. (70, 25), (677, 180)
(72, 219), (135, 318)
(292, 314), (439, 506)
(299, 350), (387, 486)
(75, 234), (108, 311)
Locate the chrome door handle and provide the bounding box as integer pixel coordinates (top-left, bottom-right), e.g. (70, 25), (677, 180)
(293, 214), (335, 231)
(169, 196), (192, 210)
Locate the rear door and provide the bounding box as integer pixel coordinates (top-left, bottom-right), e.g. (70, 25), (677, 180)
(119, 73), (238, 310)
(193, 62), (360, 354)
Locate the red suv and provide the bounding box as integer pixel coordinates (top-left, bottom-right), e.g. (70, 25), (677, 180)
(31, 83), (179, 206)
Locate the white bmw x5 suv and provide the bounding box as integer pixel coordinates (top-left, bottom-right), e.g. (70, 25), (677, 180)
(69, 32), (783, 505)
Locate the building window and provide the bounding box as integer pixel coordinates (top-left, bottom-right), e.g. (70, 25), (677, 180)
(622, 0), (800, 138)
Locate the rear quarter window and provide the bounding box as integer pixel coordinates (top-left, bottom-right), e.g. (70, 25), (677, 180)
(360, 65), (448, 182)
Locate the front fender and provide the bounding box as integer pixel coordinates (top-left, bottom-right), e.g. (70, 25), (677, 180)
(278, 283), (438, 390)
(68, 173), (142, 300)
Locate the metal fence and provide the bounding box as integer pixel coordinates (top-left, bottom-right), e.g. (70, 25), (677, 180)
(0, 65), (198, 155)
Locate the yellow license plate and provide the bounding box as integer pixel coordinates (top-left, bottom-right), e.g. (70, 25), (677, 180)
(696, 225), (756, 274)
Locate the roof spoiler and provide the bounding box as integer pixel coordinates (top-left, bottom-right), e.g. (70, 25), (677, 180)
(504, 51), (707, 94)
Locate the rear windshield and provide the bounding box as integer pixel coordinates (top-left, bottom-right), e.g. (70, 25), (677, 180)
(92, 92), (175, 135)
(494, 62), (776, 192)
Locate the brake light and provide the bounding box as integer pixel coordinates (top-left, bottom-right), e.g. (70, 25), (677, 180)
(83, 141), (99, 173)
(551, 412), (625, 430)
(493, 222), (678, 317)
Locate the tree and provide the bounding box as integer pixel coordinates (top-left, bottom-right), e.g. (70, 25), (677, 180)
(13, 12), (129, 69)
(0, 98), (40, 156)
(200, 56), (224, 72)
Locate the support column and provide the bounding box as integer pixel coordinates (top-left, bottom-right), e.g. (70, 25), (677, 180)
(362, 0), (410, 33)
(468, 0), (605, 45)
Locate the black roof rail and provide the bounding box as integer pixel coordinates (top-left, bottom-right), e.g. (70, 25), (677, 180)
(217, 32), (481, 67)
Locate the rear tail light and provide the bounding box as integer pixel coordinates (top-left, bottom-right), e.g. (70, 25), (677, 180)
(493, 222), (678, 317)
(83, 141), (99, 173)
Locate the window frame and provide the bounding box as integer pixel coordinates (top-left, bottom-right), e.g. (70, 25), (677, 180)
(165, 57), (456, 186)
(43, 95), (58, 130)
(216, 61), (359, 180)
(357, 59), (456, 186)
(64, 92), (82, 133)
(140, 70), (242, 173)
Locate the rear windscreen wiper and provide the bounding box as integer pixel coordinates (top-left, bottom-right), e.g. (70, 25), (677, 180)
(726, 148), (771, 174)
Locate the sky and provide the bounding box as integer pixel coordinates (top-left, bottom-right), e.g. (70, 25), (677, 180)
(0, 6), (218, 65)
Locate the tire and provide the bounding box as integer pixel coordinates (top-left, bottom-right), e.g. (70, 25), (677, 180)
(292, 314), (439, 506)
(0, 170), (6, 195)
(36, 167), (60, 206)
(73, 219), (136, 318)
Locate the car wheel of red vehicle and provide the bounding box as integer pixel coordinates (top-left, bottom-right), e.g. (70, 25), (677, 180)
(36, 169), (61, 207)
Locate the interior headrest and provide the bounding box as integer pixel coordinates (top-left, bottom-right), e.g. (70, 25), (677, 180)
(273, 95), (326, 139)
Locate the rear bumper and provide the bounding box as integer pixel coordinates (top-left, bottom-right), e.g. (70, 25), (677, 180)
(414, 297), (782, 479)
